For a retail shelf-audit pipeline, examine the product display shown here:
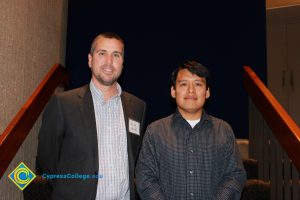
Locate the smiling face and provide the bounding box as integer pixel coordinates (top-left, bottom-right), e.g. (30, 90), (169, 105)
(88, 36), (124, 87)
(171, 68), (210, 120)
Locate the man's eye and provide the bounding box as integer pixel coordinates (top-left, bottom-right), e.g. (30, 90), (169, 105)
(98, 52), (105, 56)
(179, 83), (187, 87)
(113, 53), (121, 58)
(195, 82), (203, 87)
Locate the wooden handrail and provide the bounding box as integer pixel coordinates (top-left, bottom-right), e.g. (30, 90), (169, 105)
(243, 66), (300, 170)
(0, 64), (68, 179)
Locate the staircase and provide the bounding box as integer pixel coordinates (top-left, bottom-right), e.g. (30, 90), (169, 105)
(237, 139), (270, 200)
(243, 66), (300, 200)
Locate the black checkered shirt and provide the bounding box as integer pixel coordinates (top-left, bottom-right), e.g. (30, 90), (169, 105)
(136, 110), (246, 200)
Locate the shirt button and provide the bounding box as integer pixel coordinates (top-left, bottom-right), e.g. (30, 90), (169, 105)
(189, 170), (193, 174)
(190, 192), (194, 196)
(189, 149), (194, 153)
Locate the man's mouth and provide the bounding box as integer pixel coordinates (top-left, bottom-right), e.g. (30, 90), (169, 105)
(102, 66), (113, 74)
(185, 96), (197, 100)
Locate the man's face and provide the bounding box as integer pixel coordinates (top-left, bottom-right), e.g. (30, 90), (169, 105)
(171, 69), (210, 119)
(88, 36), (124, 86)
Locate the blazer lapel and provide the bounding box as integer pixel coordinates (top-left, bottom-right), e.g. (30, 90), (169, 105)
(121, 92), (139, 200)
(121, 92), (134, 159)
(78, 85), (98, 171)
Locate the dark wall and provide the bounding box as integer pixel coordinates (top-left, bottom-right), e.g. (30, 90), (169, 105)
(66, 0), (267, 138)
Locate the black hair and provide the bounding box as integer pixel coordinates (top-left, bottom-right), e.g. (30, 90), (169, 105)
(171, 60), (211, 89)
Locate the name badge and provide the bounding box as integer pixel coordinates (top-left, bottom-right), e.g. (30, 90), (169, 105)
(129, 118), (140, 136)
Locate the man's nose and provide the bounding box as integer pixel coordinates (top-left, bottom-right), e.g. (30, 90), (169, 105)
(106, 54), (113, 64)
(188, 84), (195, 93)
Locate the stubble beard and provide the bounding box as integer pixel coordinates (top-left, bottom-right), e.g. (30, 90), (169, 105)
(96, 66), (121, 86)
(95, 74), (118, 86)
(92, 63), (122, 86)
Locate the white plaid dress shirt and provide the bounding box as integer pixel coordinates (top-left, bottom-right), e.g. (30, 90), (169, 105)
(90, 81), (130, 200)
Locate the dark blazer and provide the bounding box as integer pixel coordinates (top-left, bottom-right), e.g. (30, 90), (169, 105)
(36, 85), (146, 200)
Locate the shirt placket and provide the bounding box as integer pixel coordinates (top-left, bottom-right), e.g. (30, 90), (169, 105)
(186, 128), (196, 200)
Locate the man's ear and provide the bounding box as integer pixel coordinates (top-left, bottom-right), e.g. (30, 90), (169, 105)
(206, 87), (210, 99)
(171, 86), (176, 98)
(88, 54), (92, 68)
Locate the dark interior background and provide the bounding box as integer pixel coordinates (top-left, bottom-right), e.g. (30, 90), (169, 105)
(66, 0), (267, 139)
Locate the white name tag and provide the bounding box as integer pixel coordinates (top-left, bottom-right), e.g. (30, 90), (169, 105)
(129, 118), (140, 136)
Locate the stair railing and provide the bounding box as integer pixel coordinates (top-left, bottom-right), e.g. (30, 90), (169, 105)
(0, 63), (68, 179)
(243, 66), (300, 200)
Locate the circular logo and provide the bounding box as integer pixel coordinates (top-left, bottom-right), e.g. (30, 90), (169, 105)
(13, 167), (30, 185)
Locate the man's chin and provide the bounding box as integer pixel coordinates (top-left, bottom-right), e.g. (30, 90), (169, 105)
(181, 107), (203, 114)
(97, 77), (117, 86)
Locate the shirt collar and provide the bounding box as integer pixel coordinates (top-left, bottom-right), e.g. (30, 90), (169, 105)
(173, 108), (212, 126)
(89, 80), (122, 103)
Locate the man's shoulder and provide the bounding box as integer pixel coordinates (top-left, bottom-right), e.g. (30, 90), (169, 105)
(122, 91), (146, 106)
(52, 85), (89, 101)
(206, 114), (234, 136)
(207, 115), (230, 126)
(46, 85), (90, 110)
(147, 114), (173, 131)
(143, 114), (177, 143)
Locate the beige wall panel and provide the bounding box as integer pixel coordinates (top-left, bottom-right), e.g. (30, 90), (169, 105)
(0, 0), (68, 199)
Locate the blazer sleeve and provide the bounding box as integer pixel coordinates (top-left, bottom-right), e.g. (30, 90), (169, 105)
(36, 95), (64, 177)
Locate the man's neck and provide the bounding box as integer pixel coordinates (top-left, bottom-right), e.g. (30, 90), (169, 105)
(178, 109), (203, 120)
(91, 78), (119, 101)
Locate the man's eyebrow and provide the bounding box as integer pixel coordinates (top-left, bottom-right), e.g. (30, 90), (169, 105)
(95, 49), (123, 55)
(194, 79), (205, 82)
(95, 49), (106, 53)
(177, 79), (205, 83)
(113, 51), (123, 55)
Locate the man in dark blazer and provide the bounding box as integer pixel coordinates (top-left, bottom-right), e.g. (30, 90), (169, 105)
(37, 32), (146, 200)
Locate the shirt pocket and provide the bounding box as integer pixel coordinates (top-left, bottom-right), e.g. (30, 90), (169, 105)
(199, 144), (213, 171)
(212, 143), (227, 178)
(198, 142), (227, 173)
